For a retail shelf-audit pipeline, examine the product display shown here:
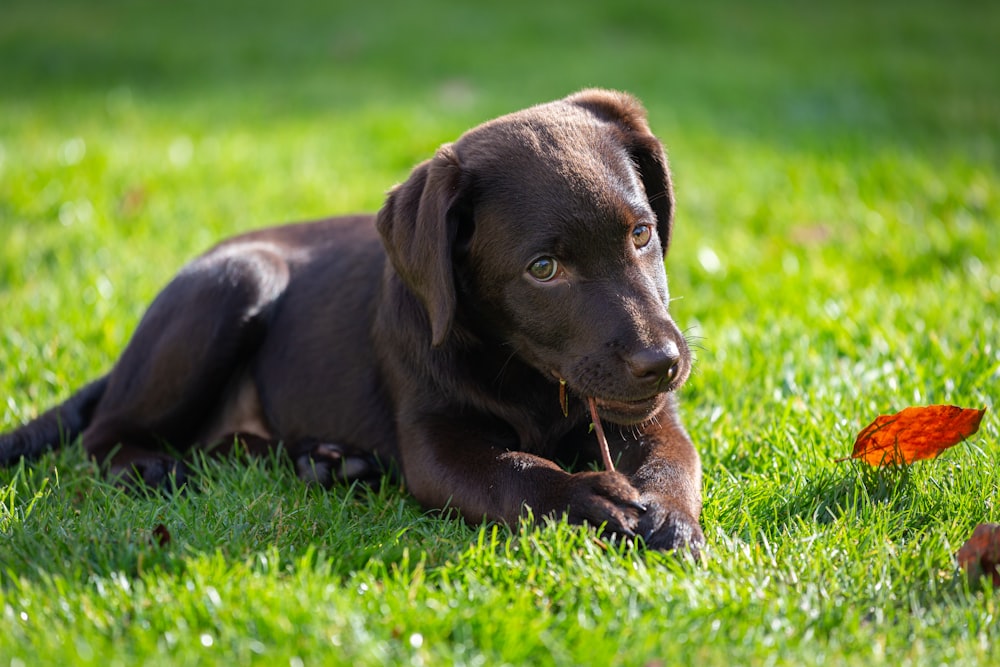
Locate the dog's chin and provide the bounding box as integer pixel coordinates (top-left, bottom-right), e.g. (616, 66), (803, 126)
(592, 394), (666, 426)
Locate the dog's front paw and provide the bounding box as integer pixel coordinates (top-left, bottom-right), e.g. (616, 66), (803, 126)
(636, 496), (705, 557)
(557, 470), (647, 538)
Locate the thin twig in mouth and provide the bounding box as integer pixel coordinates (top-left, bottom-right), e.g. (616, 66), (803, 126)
(587, 396), (615, 472)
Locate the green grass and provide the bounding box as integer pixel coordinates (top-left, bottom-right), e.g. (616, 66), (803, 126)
(2, 0), (999, 664)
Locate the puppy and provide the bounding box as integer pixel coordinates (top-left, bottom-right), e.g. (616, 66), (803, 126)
(0, 89), (704, 552)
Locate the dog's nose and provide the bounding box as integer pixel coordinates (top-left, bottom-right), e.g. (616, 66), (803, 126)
(627, 342), (681, 385)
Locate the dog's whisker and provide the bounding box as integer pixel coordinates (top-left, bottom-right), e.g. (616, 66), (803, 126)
(680, 325), (702, 338)
(493, 349), (519, 384)
(647, 190), (671, 204)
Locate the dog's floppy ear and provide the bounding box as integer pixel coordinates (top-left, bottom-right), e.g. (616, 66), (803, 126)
(376, 145), (465, 347)
(567, 89), (676, 254)
(628, 132), (675, 255)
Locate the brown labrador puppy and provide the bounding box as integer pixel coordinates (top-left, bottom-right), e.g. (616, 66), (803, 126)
(0, 89), (703, 552)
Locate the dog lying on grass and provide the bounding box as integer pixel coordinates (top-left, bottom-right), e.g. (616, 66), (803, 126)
(0, 89), (704, 553)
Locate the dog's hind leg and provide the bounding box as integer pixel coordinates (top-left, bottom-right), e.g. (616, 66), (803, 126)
(81, 243), (289, 488)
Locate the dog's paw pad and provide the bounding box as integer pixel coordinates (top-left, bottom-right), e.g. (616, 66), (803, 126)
(294, 442), (380, 487)
(110, 456), (188, 493)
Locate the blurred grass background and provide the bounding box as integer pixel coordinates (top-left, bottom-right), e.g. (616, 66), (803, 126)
(2, 0), (996, 416)
(1, 0), (999, 664)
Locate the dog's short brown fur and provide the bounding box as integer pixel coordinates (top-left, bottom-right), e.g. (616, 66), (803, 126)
(0, 90), (703, 552)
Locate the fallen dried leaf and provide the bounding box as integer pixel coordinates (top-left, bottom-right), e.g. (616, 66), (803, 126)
(838, 405), (985, 466)
(151, 523), (172, 547)
(957, 523), (1000, 588)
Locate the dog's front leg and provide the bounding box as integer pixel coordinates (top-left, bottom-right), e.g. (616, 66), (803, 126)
(397, 414), (648, 538)
(614, 395), (705, 554)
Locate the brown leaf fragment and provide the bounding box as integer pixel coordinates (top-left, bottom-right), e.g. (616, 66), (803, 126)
(957, 523), (1000, 588)
(151, 523), (172, 547)
(838, 405), (985, 466)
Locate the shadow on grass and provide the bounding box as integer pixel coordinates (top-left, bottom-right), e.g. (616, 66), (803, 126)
(0, 446), (476, 587)
(794, 464), (919, 524)
(728, 461), (955, 542)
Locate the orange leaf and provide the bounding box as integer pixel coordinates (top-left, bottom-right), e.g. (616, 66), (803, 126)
(957, 523), (1000, 588)
(839, 405), (985, 466)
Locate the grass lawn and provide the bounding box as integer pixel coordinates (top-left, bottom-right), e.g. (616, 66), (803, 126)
(2, 0), (999, 664)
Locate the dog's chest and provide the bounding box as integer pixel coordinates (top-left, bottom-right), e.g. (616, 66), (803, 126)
(491, 391), (584, 457)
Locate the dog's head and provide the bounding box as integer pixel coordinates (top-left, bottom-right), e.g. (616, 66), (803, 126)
(376, 89), (690, 425)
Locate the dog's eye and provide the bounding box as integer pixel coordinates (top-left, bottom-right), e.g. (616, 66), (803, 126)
(632, 224), (653, 249)
(527, 257), (560, 282)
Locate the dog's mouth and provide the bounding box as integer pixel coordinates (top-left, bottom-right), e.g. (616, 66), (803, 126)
(551, 371), (666, 425)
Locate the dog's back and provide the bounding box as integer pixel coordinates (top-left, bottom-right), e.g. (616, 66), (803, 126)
(0, 215), (395, 470)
